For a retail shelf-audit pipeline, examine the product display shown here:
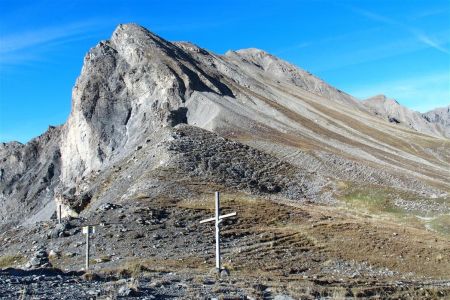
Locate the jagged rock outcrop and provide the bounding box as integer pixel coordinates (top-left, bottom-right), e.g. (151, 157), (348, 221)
(0, 126), (61, 228)
(422, 105), (450, 138)
(0, 23), (449, 229)
(363, 94), (450, 138)
(166, 125), (329, 201)
(59, 24), (237, 186)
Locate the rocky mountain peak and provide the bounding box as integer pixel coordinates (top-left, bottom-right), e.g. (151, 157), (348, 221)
(112, 23), (158, 40)
(424, 105), (450, 120)
(110, 23), (177, 64)
(232, 48), (275, 64)
(111, 23), (169, 48)
(174, 41), (209, 55)
(226, 47), (295, 73)
(363, 95), (449, 138)
(365, 94), (400, 106)
(422, 105), (450, 137)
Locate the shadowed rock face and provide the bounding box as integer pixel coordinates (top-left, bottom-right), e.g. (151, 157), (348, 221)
(0, 23), (449, 228)
(422, 105), (450, 138)
(0, 127), (61, 228)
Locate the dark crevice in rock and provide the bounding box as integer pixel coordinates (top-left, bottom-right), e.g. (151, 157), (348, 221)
(124, 108), (132, 125)
(169, 107), (188, 126)
(165, 65), (188, 99)
(388, 117), (400, 124)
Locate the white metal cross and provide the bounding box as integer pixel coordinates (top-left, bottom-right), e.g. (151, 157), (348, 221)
(200, 191), (237, 273)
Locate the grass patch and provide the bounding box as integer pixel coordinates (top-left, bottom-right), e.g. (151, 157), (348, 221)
(429, 214), (450, 236)
(341, 187), (404, 216)
(177, 191), (259, 210)
(0, 254), (25, 268)
(339, 185), (450, 235)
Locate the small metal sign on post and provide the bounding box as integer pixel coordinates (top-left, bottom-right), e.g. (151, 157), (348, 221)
(82, 225), (95, 271)
(200, 191), (237, 273)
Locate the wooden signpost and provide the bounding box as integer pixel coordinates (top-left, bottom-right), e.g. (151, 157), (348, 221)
(82, 225), (96, 271)
(200, 191), (237, 273)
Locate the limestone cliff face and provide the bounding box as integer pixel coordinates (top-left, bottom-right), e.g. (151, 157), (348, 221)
(60, 25), (181, 185)
(59, 24), (236, 185)
(1, 23), (449, 228)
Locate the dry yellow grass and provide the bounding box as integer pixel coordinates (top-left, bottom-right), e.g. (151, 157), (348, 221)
(0, 254), (25, 269)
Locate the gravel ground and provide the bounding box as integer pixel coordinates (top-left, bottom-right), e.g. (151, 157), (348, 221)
(1, 192), (449, 299)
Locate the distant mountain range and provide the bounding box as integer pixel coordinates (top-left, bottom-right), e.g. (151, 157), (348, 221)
(363, 94), (449, 138)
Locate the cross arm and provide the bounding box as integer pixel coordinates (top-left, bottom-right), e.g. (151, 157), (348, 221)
(199, 212), (237, 224)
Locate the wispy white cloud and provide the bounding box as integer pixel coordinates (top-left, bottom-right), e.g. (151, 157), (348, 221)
(1, 21), (95, 53)
(275, 5), (449, 66)
(274, 27), (381, 55)
(304, 29), (450, 73)
(348, 6), (450, 55)
(350, 7), (399, 26)
(348, 72), (450, 112)
(415, 32), (450, 54)
(408, 6), (450, 20)
(0, 20), (106, 66)
(293, 5), (450, 72)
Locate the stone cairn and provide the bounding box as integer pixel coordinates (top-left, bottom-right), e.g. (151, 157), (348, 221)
(26, 247), (52, 269)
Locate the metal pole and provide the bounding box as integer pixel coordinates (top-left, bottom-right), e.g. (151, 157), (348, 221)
(86, 227), (90, 271)
(215, 191), (220, 272)
(58, 205), (62, 224)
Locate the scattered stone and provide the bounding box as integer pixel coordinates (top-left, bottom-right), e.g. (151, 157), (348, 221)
(94, 257), (110, 263)
(274, 295), (295, 300)
(47, 222), (72, 239)
(220, 269), (230, 278)
(48, 250), (61, 258)
(117, 285), (139, 297)
(203, 278), (215, 285)
(98, 203), (122, 211)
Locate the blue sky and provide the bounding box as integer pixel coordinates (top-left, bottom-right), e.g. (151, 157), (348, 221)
(0, 0), (449, 143)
